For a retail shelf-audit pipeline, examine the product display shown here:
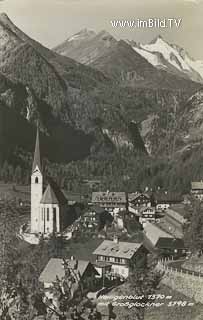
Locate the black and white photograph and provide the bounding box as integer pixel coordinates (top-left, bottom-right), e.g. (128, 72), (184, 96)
(0, 0), (203, 319)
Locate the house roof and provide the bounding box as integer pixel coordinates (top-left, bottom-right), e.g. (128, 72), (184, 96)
(41, 179), (67, 205)
(129, 193), (150, 202)
(191, 181), (203, 190)
(32, 127), (42, 173)
(92, 192), (126, 204)
(166, 208), (186, 225)
(153, 192), (183, 203)
(143, 222), (173, 246)
(39, 258), (91, 283)
(156, 237), (185, 250)
(93, 240), (142, 259)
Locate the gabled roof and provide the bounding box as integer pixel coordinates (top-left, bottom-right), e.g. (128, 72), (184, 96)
(156, 237), (185, 250)
(39, 258), (94, 283)
(153, 191), (183, 204)
(129, 192), (150, 202)
(41, 178), (67, 205)
(32, 127), (42, 173)
(93, 240), (142, 259)
(143, 222), (173, 246)
(41, 184), (59, 204)
(166, 208), (186, 225)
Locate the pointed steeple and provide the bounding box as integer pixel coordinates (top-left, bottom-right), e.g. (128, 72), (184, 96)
(32, 126), (42, 173)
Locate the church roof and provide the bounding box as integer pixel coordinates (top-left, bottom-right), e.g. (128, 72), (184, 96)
(32, 127), (42, 173)
(40, 178), (67, 205)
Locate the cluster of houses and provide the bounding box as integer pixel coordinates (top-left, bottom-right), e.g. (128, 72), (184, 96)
(29, 128), (203, 298)
(39, 235), (149, 292)
(90, 190), (184, 226)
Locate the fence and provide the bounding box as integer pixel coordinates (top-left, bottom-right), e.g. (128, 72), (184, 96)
(157, 258), (203, 303)
(157, 257), (203, 278)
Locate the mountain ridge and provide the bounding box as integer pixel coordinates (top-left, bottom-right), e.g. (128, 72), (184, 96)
(0, 13), (203, 176)
(54, 28), (203, 85)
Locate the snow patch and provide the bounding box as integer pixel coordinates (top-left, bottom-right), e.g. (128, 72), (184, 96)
(142, 37), (190, 71)
(132, 46), (166, 68)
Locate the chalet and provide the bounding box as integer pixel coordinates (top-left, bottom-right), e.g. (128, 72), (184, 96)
(92, 191), (127, 212)
(82, 211), (99, 228)
(140, 206), (156, 223)
(129, 193), (151, 207)
(93, 237), (148, 278)
(39, 258), (98, 293)
(156, 237), (186, 258)
(191, 181), (203, 201)
(154, 191), (183, 210)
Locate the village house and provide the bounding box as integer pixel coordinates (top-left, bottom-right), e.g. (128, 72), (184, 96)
(91, 191), (127, 213)
(128, 192), (151, 207)
(82, 211), (99, 228)
(143, 222), (173, 247)
(139, 206), (156, 224)
(156, 237), (186, 258)
(154, 191), (183, 211)
(81, 205), (113, 230)
(191, 181), (203, 201)
(165, 208), (186, 227)
(93, 236), (148, 278)
(39, 257), (98, 295)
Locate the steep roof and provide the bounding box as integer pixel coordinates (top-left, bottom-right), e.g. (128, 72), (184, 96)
(153, 191), (183, 203)
(32, 127), (42, 173)
(93, 240), (142, 259)
(41, 179), (67, 205)
(39, 258), (93, 283)
(156, 237), (185, 250)
(143, 222), (173, 246)
(129, 192), (150, 202)
(166, 208), (186, 225)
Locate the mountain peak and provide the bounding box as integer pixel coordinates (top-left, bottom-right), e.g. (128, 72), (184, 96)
(150, 34), (165, 44)
(97, 30), (114, 39)
(67, 28), (96, 42)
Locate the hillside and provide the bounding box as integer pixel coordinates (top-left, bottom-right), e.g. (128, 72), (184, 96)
(1, 13), (203, 193)
(54, 29), (202, 91)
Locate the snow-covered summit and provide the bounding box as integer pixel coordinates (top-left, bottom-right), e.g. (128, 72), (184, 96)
(127, 35), (203, 83)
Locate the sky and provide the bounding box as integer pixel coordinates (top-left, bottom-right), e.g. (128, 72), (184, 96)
(0, 0), (203, 59)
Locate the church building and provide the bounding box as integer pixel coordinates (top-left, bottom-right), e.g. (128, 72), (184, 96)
(31, 128), (67, 234)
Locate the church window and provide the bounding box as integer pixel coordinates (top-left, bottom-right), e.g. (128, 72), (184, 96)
(35, 177), (39, 184)
(53, 208), (56, 221)
(47, 208), (49, 221)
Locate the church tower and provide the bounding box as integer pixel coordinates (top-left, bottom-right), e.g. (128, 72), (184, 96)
(31, 127), (43, 233)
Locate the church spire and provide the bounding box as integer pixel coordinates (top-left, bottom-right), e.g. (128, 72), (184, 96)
(32, 126), (42, 173)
